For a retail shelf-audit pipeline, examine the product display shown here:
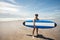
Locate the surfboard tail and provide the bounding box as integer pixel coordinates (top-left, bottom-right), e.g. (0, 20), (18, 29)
(23, 22), (25, 26)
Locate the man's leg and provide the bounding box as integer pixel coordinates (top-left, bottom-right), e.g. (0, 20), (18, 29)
(32, 28), (35, 38)
(36, 28), (38, 36)
(32, 28), (35, 36)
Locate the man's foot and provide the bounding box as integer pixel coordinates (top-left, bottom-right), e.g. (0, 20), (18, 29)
(32, 36), (34, 38)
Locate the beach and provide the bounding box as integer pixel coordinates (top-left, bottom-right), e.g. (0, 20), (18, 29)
(0, 20), (60, 40)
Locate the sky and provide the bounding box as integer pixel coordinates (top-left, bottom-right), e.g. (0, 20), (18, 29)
(0, 0), (60, 19)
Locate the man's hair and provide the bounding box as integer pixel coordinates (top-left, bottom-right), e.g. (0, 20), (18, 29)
(35, 14), (38, 16)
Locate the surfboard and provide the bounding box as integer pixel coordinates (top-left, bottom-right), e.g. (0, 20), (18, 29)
(23, 20), (57, 29)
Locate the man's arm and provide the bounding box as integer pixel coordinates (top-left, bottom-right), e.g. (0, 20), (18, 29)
(33, 19), (35, 28)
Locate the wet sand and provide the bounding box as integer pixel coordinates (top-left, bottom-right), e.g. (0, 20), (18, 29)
(0, 20), (60, 40)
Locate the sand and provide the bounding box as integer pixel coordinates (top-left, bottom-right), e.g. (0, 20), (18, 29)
(0, 20), (60, 40)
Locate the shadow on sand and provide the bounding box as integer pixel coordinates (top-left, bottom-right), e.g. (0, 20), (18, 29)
(26, 34), (54, 40)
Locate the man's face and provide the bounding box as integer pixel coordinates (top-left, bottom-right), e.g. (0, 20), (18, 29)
(35, 15), (38, 18)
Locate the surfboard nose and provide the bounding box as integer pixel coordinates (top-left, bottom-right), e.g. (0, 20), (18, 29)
(55, 23), (57, 27)
(23, 22), (25, 25)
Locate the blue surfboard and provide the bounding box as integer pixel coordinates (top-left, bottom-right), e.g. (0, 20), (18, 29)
(23, 20), (57, 29)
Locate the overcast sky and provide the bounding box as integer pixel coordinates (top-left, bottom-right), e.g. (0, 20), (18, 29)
(0, 0), (60, 19)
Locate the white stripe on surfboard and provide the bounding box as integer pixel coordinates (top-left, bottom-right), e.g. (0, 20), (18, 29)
(25, 22), (54, 27)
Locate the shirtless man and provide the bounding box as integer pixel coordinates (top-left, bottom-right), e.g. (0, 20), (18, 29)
(32, 14), (39, 38)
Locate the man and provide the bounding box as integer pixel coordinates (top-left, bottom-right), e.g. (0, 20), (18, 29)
(32, 14), (39, 38)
